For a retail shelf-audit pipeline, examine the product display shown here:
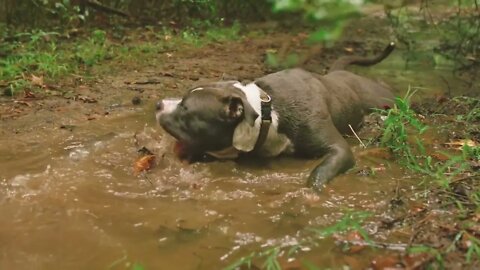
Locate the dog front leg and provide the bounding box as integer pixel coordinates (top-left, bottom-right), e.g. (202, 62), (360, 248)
(303, 123), (355, 191)
(307, 143), (355, 191)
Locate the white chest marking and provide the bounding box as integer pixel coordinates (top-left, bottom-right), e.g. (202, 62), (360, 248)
(230, 82), (293, 157)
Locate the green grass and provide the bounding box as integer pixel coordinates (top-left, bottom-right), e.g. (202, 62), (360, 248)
(378, 89), (478, 185)
(0, 24), (245, 96)
(225, 210), (371, 270)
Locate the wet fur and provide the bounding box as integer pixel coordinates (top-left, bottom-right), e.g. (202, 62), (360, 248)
(156, 43), (396, 190)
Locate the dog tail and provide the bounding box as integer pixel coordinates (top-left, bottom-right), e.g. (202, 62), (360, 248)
(330, 42), (395, 71)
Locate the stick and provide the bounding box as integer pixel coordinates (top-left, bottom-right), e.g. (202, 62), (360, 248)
(349, 124), (366, 148)
(335, 239), (411, 251)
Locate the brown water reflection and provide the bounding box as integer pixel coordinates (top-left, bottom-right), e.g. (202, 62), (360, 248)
(0, 105), (408, 270)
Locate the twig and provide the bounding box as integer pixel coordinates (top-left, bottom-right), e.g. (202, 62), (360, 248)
(335, 239), (413, 251)
(349, 124), (366, 148)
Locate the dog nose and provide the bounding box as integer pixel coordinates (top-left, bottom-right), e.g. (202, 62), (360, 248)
(156, 101), (164, 111)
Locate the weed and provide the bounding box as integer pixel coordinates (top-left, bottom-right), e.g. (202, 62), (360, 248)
(205, 21), (242, 42)
(0, 30), (69, 95)
(378, 88), (480, 187)
(408, 245), (445, 268)
(379, 88), (431, 174)
(75, 29), (111, 66)
(225, 210), (370, 270)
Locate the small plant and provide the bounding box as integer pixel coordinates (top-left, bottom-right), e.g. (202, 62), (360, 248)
(75, 29), (110, 66)
(225, 210), (371, 270)
(181, 28), (202, 47)
(0, 30), (68, 95)
(379, 88), (432, 174)
(205, 21), (242, 42)
(378, 89), (478, 187)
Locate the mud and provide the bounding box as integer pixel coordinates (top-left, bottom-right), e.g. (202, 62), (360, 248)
(1, 13), (479, 270)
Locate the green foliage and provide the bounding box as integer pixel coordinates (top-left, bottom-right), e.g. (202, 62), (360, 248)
(408, 245), (445, 268)
(0, 28), (114, 95)
(271, 0), (365, 43)
(379, 90), (479, 187)
(75, 29), (111, 66)
(225, 210), (371, 270)
(453, 97), (480, 123)
(379, 88), (432, 174)
(0, 30), (68, 94)
(205, 21), (242, 42)
(180, 22), (242, 47)
(265, 51), (300, 70)
(386, 0), (480, 68)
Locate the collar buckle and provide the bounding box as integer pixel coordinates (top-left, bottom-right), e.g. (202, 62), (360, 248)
(254, 89), (272, 151)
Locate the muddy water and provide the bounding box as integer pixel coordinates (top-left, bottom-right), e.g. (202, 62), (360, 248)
(0, 48), (470, 269)
(0, 102), (410, 270)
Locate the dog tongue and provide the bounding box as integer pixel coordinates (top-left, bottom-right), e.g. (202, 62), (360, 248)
(173, 141), (188, 159)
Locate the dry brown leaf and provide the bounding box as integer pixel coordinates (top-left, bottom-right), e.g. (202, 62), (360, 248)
(30, 74), (45, 87)
(13, 100), (31, 107)
(334, 231), (367, 254)
(371, 255), (402, 270)
(403, 253), (432, 269)
(345, 231), (366, 253)
(24, 90), (36, 98)
(444, 139), (478, 150)
(344, 47), (354, 53)
(77, 95), (98, 103)
(431, 151), (450, 161)
(134, 155), (156, 175)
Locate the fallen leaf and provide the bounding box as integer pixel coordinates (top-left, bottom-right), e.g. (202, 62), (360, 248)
(30, 74), (45, 87)
(344, 47), (354, 53)
(13, 100), (31, 107)
(431, 151), (450, 161)
(371, 255), (402, 270)
(24, 90), (36, 98)
(403, 253), (431, 269)
(345, 231), (366, 253)
(77, 95), (98, 103)
(444, 139), (478, 150)
(334, 231), (367, 254)
(134, 155), (156, 175)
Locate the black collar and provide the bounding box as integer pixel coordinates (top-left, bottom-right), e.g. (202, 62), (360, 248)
(253, 88), (272, 151)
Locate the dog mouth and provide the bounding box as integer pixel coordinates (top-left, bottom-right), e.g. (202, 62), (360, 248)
(173, 140), (193, 160)
(160, 125), (199, 160)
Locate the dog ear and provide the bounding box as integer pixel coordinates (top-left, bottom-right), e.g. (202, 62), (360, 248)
(221, 95), (258, 126)
(224, 95), (260, 153)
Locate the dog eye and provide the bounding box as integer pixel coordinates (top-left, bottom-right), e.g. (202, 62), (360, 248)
(179, 102), (188, 111)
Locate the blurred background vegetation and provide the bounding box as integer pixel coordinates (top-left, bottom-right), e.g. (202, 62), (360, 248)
(1, 0), (479, 95)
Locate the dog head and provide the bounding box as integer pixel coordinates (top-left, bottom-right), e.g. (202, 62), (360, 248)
(155, 81), (259, 160)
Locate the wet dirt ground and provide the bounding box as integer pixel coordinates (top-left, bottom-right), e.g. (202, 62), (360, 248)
(1, 13), (479, 270)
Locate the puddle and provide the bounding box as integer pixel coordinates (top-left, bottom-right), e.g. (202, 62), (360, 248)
(0, 101), (414, 270)
(0, 40), (473, 269)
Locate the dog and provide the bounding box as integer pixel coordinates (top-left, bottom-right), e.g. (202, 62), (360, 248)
(155, 42), (395, 191)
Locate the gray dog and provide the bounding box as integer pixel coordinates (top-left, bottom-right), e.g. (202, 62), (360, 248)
(155, 42), (395, 190)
